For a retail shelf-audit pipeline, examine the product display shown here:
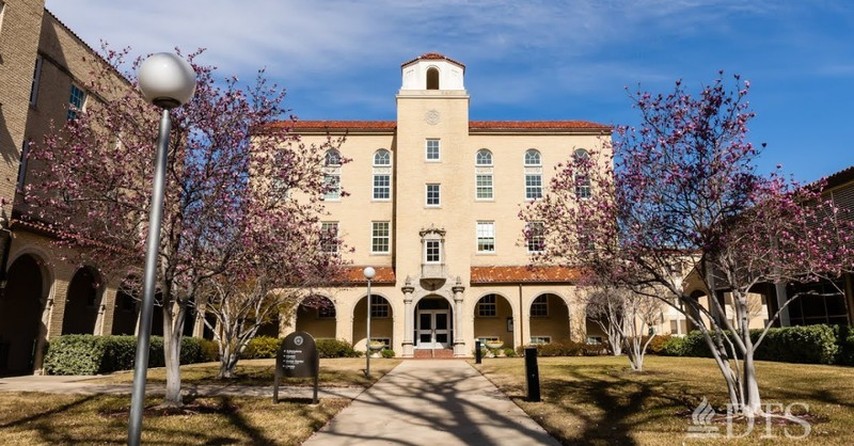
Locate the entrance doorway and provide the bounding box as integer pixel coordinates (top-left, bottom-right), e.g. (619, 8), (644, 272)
(415, 297), (451, 349)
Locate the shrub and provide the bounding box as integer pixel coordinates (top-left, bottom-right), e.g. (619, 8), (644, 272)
(503, 347), (517, 357)
(753, 325), (838, 364)
(834, 325), (854, 366)
(659, 336), (688, 356)
(44, 335), (105, 375)
(581, 342), (609, 356)
(645, 335), (674, 355)
(44, 335), (220, 375)
(381, 348), (396, 358)
(519, 341), (584, 357)
(198, 338), (219, 362)
(315, 338), (361, 358)
(240, 336), (280, 359)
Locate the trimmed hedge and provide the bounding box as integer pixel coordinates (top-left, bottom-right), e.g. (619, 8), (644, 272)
(654, 324), (846, 365)
(516, 340), (609, 357)
(315, 338), (362, 358)
(44, 335), (217, 375)
(240, 336), (280, 359)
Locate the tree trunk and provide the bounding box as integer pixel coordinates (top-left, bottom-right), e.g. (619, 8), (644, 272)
(742, 352), (762, 417)
(161, 304), (184, 407)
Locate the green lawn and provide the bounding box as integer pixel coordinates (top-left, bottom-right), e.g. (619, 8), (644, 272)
(475, 355), (854, 446)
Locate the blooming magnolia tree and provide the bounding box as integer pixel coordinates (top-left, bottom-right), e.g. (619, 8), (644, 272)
(523, 73), (853, 418)
(24, 47), (341, 406)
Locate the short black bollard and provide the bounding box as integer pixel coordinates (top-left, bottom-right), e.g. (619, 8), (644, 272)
(524, 347), (541, 402)
(475, 340), (482, 364)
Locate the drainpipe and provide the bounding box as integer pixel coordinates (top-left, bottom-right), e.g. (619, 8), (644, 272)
(518, 283), (524, 346)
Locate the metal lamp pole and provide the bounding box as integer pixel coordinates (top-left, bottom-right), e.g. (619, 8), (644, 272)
(128, 53), (196, 446)
(363, 266), (375, 377)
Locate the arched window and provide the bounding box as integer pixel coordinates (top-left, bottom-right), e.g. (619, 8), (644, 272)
(524, 149), (541, 166)
(573, 148), (589, 160)
(426, 67), (440, 90)
(373, 149), (391, 166)
(325, 149), (341, 166)
(475, 149), (493, 166)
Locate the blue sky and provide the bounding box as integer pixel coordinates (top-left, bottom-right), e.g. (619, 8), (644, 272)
(47, 0), (854, 182)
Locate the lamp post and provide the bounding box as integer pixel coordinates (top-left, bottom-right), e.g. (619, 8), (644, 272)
(363, 266), (375, 377)
(128, 53), (196, 446)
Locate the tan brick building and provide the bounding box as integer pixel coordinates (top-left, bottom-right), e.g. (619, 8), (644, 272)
(0, 0), (166, 375)
(280, 53), (614, 357)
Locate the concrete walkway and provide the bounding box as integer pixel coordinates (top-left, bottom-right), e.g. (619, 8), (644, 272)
(302, 359), (560, 446)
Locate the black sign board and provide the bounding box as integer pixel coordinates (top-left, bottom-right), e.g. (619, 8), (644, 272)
(273, 331), (320, 404)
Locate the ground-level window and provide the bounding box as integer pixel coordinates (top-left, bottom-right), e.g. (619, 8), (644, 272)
(371, 295), (390, 318)
(530, 336), (551, 345)
(531, 295), (549, 317)
(318, 304), (336, 319)
(477, 294), (497, 317)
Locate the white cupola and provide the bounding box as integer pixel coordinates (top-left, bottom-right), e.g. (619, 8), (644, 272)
(400, 53), (465, 92)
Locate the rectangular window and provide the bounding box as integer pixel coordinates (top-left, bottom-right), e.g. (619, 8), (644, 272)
(29, 56), (43, 106)
(525, 174), (543, 200)
(477, 295), (497, 317)
(323, 174), (340, 200)
(530, 336), (551, 345)
(425, 139), (440, 161)
(372, 174), (390, 200)
(425, 240), (440, 263)
(371, 221), (390, 254)
(476, 174), (493, 200)
(526, 221), (545, 253)
(531, 295), (549, 317)
(320, 222), (338, 253)
(16, 140), (29, 192)
(371, 295), (389, 318)
(426, 183), (440, 206)
(576, 175), (591, 199)
(476, 221), (495, 253)
(67, 84), (86, 120)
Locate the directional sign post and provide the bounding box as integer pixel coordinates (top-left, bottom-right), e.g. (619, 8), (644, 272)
(273, 331), (320, 404)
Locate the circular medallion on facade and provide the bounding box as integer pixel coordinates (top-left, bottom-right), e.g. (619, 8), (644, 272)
(294, 336), (304, 346)
(425, 109), (440, 125)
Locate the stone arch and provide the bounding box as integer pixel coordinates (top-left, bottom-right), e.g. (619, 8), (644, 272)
(473, 292), (514, 349)
(0, 254), (48, 374)
(412, 293), (453, 350)
(528, 292), (571, 344)
(111, 275), (140, 336)
(295, 294), (337, 339)
(353, 293), (393, 350)
(61, 265), (103, 335)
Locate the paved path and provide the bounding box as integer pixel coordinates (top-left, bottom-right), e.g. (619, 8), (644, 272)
(0, 374), (364, 399)
(302, 359), (560, 446)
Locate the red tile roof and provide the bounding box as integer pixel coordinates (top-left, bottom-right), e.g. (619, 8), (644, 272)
(470, 266), (583, 284)
(332, 266), (396, 285)
(401, 52), (466, 68)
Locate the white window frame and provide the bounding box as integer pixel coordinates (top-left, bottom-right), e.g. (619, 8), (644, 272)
(526, 221), (545, 253)
(476, 149), (493, 166)
(574, 148), (591, 199)
(371, 221), (390, 254)
(525, 174), (543, 200)
(477, 295), (497, 317)
(476, 221), (495, 253)
(323, 174), (340, 201)
(531, 295), (549, 317)
(320, 221), (339, 253)
(29, 55), (43, 106)
(426, 183), (440, 207)
(370, 295), (390, 318)
(67, 84), (86, 120)
(373, 149), (391, 166)
(475, 174), (493, 200)
(530, 336), (551, 345)
(425, 139), (441, 161)
(425, 240), (441, 263)
(524, 149), (541, 166)
(372, 174), (391, 200)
